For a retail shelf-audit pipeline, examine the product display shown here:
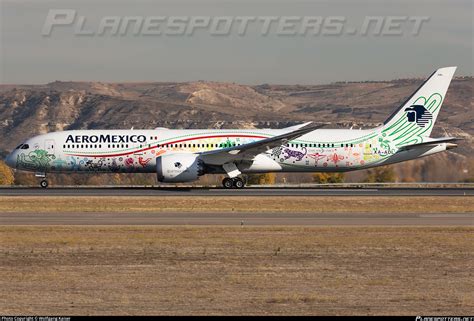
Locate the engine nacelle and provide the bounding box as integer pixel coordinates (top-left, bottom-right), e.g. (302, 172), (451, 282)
(156, 153), (204, 183)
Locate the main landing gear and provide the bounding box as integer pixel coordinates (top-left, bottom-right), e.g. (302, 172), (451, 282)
(222, 177), (245, 189)
(40, 180), (49, 188)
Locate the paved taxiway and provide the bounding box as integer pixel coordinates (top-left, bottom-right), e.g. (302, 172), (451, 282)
(0, 212), (472, 226)
(0, 187), (473, 196)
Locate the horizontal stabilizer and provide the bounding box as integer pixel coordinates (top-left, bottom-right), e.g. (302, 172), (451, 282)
(398, 137), (461, 151)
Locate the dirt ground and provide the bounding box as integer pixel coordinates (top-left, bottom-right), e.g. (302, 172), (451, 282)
(0, 196), (473, 213)
(0, 226), (472, 315)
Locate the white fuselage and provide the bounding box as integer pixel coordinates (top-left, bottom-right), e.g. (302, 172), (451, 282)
(6, 127), (447, 175)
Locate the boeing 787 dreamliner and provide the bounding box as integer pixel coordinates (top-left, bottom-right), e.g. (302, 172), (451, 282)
(5, 67), (460, 188)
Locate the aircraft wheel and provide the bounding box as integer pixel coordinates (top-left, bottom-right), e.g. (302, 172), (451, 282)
(233, 177), (245, 189)
(40, 180), (49, 188)
(222, 177), (233, 189)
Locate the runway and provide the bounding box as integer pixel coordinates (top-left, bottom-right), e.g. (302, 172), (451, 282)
(0, 187), (473, 196)
(0, 212), (472, 226)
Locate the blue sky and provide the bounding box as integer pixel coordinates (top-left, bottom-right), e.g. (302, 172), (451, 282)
(1, 0), (472, 84)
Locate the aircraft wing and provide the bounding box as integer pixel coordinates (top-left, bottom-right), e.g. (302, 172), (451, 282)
(198, 122), (322, 165)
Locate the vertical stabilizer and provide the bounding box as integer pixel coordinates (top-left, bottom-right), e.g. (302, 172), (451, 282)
(381, 67), (456, 147)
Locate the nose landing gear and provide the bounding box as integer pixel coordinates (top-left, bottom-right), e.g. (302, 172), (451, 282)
(35, 172), (49, 188)
(222, 177), (245, 189)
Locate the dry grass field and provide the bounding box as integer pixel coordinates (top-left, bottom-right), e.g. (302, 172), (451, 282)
(0, 226), (473, 315)
(0, 196), (473, 213)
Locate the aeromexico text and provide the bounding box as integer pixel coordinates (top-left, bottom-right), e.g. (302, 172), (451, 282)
(65, 134), (147, 144)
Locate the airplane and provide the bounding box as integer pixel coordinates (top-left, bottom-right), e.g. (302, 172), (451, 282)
(5, 66), (460, 188)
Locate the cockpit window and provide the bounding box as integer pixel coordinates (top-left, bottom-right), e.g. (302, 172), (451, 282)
(15, 144), (24, 150)
(20, 144), (29, 149)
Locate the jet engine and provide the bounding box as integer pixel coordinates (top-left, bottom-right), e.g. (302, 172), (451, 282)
(156, 153), (205, 183)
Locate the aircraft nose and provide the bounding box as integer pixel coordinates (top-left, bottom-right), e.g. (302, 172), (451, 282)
(5, 151), (16, 168)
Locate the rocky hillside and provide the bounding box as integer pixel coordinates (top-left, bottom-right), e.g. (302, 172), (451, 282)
(0, 77), (472, 182)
